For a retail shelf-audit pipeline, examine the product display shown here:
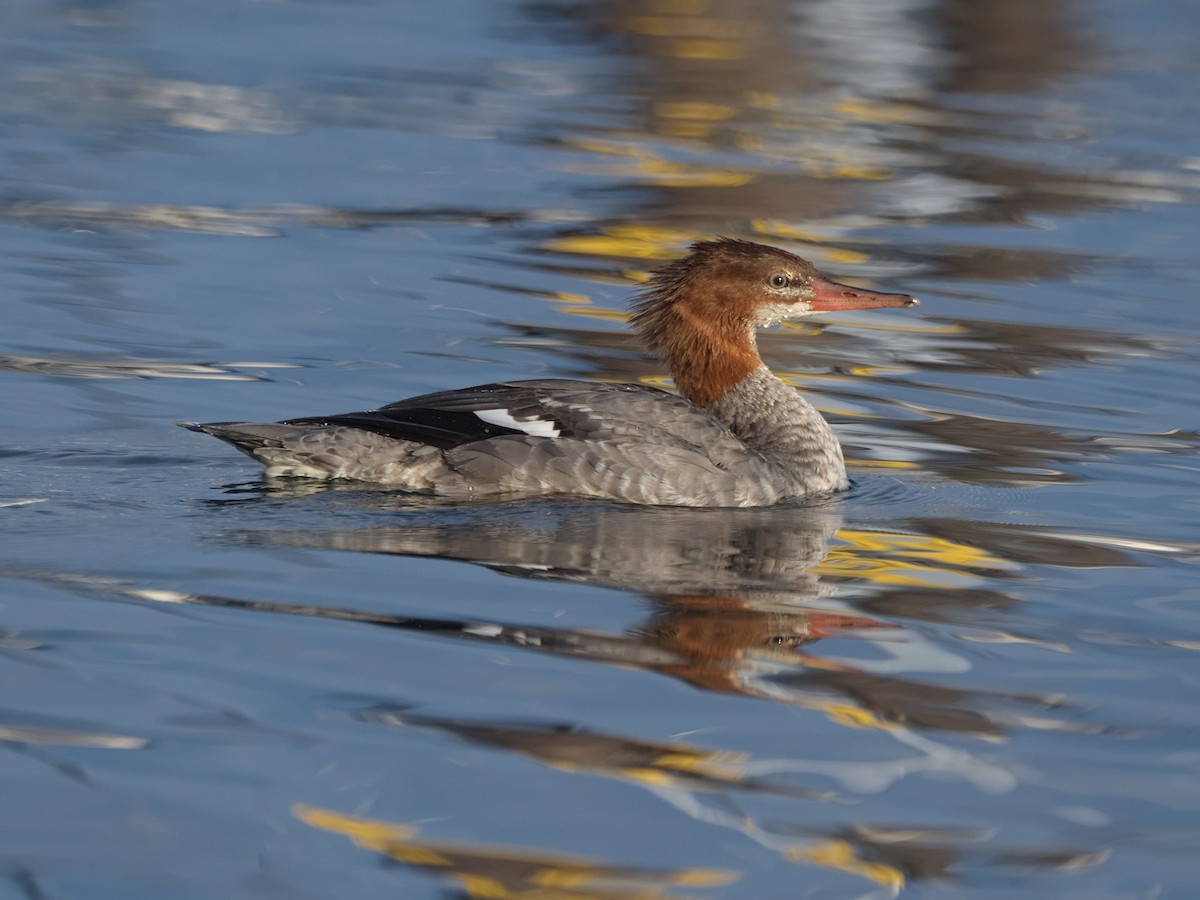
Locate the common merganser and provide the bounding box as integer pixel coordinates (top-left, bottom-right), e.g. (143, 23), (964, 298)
(182, 238), (918, 506)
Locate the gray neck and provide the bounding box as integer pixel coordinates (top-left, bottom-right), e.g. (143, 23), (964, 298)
(705, 365), (849, 495)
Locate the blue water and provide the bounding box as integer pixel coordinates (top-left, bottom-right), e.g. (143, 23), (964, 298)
(2, 1), (1199, 897)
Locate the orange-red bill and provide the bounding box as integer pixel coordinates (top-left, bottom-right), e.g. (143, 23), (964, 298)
(809, 275), (919, 311)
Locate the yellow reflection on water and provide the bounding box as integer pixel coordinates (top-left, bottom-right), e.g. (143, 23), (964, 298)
(553, 305), (628, 322)
(787, 839), (906, 890)
(818, 530), (1017, 588)
(564, 153), (757, 188)
(295, 804), (739, 899)
(847, 458), (921, 470)
(653, 101), (737, 121)
(543, 226), (696, 260)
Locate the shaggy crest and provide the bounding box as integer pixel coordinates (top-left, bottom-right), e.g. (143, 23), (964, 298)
(627, 238), (818, 406)
(628, 238), (814, 352)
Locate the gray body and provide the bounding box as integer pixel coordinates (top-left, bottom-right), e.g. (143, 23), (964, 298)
(183, 367), (848, 508)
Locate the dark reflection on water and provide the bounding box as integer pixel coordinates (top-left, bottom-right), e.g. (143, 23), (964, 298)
(295, 802), (740, 899)
(519, 0), (1192, 263)
(297, 799), (1105, 898)
(213, 501), (1088, 739)
(351, 704), (829, 799)
(235, 499), (842, 595)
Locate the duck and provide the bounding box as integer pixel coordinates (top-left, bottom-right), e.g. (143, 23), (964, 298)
(181, 238), (918, 506)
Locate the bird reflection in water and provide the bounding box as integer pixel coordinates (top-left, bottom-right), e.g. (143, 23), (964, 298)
(228, 497), (1064, 737)
(17, 495), (1106, 891)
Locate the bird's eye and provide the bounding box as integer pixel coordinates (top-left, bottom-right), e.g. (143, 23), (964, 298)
(769, 273), (790, 288)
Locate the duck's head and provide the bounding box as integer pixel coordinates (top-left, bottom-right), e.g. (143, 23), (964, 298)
(629, 238), (918, 404)
(632, 237), (918, 336)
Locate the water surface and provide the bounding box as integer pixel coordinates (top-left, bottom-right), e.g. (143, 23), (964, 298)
(2, 1), (1199, 897)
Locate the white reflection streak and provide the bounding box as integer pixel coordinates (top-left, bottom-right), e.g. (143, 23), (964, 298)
(0, 724), (147, 749)
(0, 354), (300, 381)
(736, 725), (1016, 796)
(814, 626), (972, 675)
(623, 724), (1011, 897)
(1049, 531), (1197, 556)
(637, 781), (902, 900)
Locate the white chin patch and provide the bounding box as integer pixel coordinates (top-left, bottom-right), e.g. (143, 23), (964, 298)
(756, 301), (812, 326)
(474, 408), (561, 438)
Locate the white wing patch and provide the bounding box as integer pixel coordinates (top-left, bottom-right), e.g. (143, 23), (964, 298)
(474, 408), (561, 438)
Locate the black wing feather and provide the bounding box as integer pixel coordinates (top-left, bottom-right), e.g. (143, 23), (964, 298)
(378, 379), (603, 413)
(281, 408), (529, 450)
(280, 381), (601, 450)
